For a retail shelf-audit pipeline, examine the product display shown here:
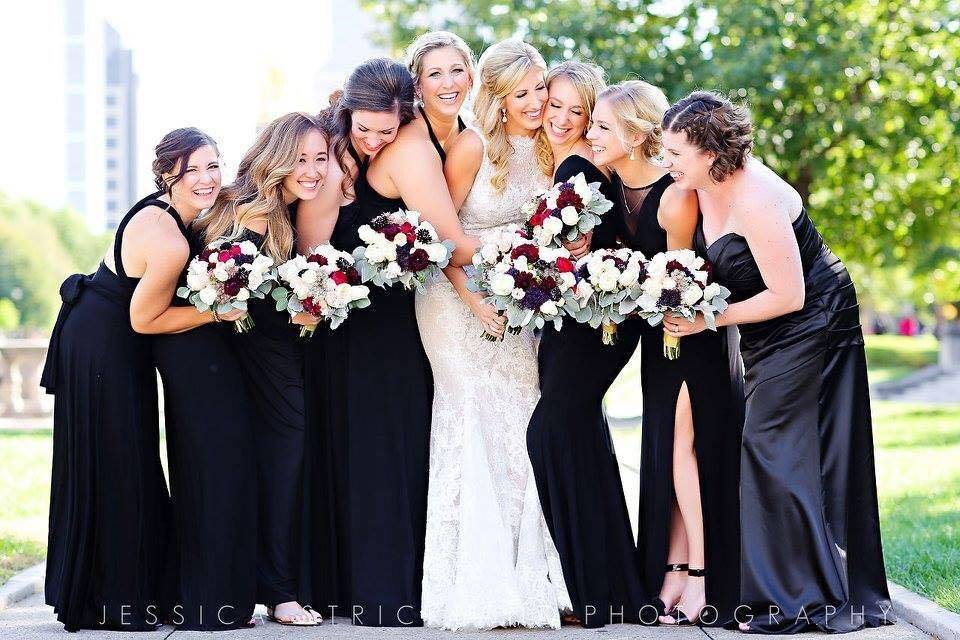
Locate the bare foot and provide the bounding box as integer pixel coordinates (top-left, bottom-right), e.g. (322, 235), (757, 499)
(270, 601), (320, 625)
(561, 613), (582, 626)
(663, 574), (705, 625)
(740, 621), (751, 632)
(656, 568), (686, 621)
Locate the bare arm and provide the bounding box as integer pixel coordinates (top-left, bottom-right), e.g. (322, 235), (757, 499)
(127, 211), (220, 334)
(658, 184), (699, 251)
(372, 136), (478, 266)
(443, 129), (483, 212)
(297, 159), (347, 252)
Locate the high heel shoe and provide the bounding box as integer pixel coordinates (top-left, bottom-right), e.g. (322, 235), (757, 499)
(667, 568), (706, 626)
(652, 563), (688, 616)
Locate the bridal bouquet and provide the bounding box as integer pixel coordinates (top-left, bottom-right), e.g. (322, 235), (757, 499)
(177, 238), (275, 333)
(635, 249), (730, 359)
(523, 172), (613, 247)
(272, 244), (371, 336)
(353, 209), (455, 291)
(569, 247), (649, 345)
(468, 226), (579, 340)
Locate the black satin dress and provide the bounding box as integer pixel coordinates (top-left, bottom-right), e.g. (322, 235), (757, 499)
(152, 216), (257, 631)
(695, 209), (892, 634)
(622, 174), (742, 626)
(527, 155), (649, 627)
(228, 204), (307, 609)
(305, 156), (432, 627)
(41, 194), (177, 632)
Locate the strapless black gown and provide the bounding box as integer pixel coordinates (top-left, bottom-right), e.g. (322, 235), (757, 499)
(695, 209), (893, 634)
(527, 155), (649, 627)
(620, 174), (743, 626)
(41, 194), (177, 631)
(229, 207), (307, 608)
(152, 219), (257, 630)
(304, 164), (432, 626)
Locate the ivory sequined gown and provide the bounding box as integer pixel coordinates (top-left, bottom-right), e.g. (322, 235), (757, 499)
(415, 130), (572, 630)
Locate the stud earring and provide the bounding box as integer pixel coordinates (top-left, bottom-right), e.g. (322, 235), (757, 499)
(501, 108), (507, 123)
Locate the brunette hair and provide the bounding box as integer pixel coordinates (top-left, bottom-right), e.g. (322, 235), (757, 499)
(152, 127), (219, 193)
(662, 90), (753, 182)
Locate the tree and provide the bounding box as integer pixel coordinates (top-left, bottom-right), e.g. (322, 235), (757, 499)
(362, 0), (960, 303)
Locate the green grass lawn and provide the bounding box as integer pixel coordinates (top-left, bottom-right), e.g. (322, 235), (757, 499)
(863, 334), (940, 384)
(0, 430), (51, 584)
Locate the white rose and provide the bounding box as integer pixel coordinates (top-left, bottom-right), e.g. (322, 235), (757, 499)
(213, 265), (230, 282)
(358, 225), (379, 244)
(661, 277), (677, 290)
(490, 272), (515, 296)
(511, 288), (525, 300)
(703, 282), (722, 301)
(364, 243), (385, 263)
(405, 210), (421, 226)
(239, 241), (258, 255)
(350, 285), (370, 302)
(393, 232), (408, 247)
(425, 243), (448, 263)
(235, 287), (250, 302)
(540, 300), (558, 316)
(560, 206), (579, 226)
(186, 272), (206, 290)
(572, 172), (592, 203)
(248, 272), (264, 290)
(198, 286), (218, 306)
(513, 255), (529, 271)
(383, 262), (402, 279)
(681, 285), (703, 306)
(543, 216), (564, 236)
(619, 269), (639, 288)
(597, 269), (619, 292)
(559, 272), (577, 290)
(382, 241), (398, 262)
(301, 269), (319, 284)
(480, 243), (500, 264)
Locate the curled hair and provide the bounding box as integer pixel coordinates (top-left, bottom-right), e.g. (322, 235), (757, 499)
(472, 39), (553, 192)
(662, 90), (754, 182)
(323, 58), (416, 198)
(596, 80), (669, 160)
(545, 60), (606, 125)
(195, 112), (325, 262)
(152, 127), (218, 193)
(406, 30), (476, 99)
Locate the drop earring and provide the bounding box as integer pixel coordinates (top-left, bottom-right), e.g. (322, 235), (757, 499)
(501, 108), (507, 123)
(629, 146), (636, 161)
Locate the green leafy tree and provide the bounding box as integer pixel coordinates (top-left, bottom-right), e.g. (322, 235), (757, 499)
(362, 0), (960, 303)
(0, 298), (19, 332)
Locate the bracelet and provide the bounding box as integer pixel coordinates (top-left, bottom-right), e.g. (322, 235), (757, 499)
(211, 308), (221, 323)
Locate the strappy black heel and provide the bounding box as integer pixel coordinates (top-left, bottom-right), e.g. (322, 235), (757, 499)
(652, 563), (688, 616)
(669, 567), (706, 626)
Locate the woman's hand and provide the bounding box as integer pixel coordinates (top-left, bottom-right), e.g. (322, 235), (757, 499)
(563, 231), (593, 260)
(466, 291), (506, 339)
(216, 308), (248, 323)
(663, 313), (708, 337)
(290, 312), (321, 327)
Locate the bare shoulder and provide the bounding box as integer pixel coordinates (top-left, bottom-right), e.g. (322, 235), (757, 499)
(378, 128), (436, 165)
(446, 128), (483, 166)
(734, 160), (801, 228)
(126, 205), (189, 256)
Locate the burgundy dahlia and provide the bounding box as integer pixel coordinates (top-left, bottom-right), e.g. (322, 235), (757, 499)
(407, 248), (430, 271)
(658, 288), (681, 307)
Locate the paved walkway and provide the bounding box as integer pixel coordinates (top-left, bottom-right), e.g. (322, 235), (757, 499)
(0, 590), (931, 640)
(879, 367), (960, 404)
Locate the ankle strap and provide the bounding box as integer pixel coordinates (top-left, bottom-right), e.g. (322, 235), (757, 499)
(665, 563), (689, 572)
(687, 568), (706, 577)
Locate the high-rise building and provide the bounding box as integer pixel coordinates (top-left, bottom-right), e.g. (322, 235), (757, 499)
(63, 0), (136, 231)
(104, 23), (137, 229)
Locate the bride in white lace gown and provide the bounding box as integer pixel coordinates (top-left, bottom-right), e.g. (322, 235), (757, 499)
(415, 40), (571, 631)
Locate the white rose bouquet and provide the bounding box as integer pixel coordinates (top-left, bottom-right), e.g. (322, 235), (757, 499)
(176, 238), (275, 333)
(353, 209), (455, 291)
(523, 172), (614, 247)
(467, 226), (579, 340)
(635, 249), (730, 359)
(272, 244), (371, 336)
(568, 248), (649, 345)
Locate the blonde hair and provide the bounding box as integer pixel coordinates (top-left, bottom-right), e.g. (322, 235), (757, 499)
(406, 30), (476, 97)
(195, 112), (325, 262)
(472, 39), (553, 192)
(545, 60), (606, 125)
(597, 80), (670, 159)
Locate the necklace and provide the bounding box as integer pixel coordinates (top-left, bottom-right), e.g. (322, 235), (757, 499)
(620, 180), (647, 217)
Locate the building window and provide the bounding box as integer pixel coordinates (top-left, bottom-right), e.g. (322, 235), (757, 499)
(107, 200), (118, 213)
(106, 138), (117, 149)
(106, 95), (117, 106)
(106, 158), (117, 170)
(107, 179), (117, 191)
(106, 116), (117, 128)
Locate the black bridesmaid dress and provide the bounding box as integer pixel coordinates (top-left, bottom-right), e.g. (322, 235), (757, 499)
(305, 153), (432, 627)
(228, 204), (308, 610)
(695, 209), (892, 634)
(152, 210), (257, 631)
(41, 194), (177, 631)
(526, 155), (649, 627)
(621, 173), (742, 626)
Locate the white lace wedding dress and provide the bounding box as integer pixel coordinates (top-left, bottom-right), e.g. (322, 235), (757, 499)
(416, 131), (571, 630)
